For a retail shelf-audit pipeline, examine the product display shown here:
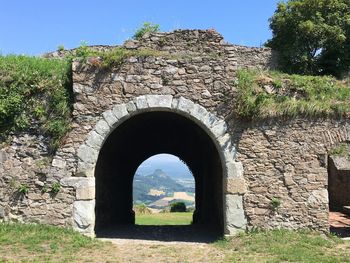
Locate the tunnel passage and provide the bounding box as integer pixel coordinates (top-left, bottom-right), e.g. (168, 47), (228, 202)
(94, 111), (223, 235)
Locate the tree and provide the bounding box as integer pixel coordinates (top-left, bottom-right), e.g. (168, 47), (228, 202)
(170, 202), (187, 212)
(266, 0), (350, 77)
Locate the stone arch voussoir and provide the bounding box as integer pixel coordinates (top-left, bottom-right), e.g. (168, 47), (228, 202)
(71, 95), (247, 235)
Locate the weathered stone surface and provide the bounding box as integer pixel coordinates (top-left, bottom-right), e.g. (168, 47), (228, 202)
(226, 161), (243, 178)
(225, 195), (247, 234)
(94, 119), (110, 137)
(0, 206), (5, 218)
(76, 186), (95, 200)
(102, 110), (118, 127)
(52, 158), (66, 169)
(134, 96), (148, 109)
(86, 131), (104, 150)
(225, 178), (247, 194)
(307, 189), (328, 205)
(73, 200), (95, 230)
(146, 95), (173, 108)
(176, 97), (195, 114)
(0, 151), (7, 164)
(112, 104), (128, 119)
(77, 144), (98, 164)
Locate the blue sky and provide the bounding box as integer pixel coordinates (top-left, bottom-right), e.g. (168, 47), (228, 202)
(0, 0), (280, 55)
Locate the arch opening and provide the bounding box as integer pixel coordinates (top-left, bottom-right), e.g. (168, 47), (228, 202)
(328, 142), (350, 238)
(94, 111), (224, 238)
(133, 153), (195, 225)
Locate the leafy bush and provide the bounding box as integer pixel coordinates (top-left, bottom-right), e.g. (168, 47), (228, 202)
(170, 202), (187, 212)
(133, 22), (160, 40)
(0, 55), (72, 152)
(235, 69), (350, 119)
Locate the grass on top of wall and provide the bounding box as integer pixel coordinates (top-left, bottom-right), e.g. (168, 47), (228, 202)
(0, 55), (72, 152)
(235, 69), (350, 119)
(66, 44), (170, 68)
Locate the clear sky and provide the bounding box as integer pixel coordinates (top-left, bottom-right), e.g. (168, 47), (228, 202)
(0, 0), (280, 56)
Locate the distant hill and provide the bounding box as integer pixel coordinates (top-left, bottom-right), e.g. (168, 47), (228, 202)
(133, 169), (194, 205)
(135, 154), (193, 180)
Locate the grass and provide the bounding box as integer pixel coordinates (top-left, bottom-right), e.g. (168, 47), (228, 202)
(236, 69), (350, 119)
(0, 223), (108, 263)
(0, 223), (349, 262)
(67, 44), (170, 69)
(215, 229), (350, 263)
(135, 212), (193, 225)
(0, 55), (72, 152)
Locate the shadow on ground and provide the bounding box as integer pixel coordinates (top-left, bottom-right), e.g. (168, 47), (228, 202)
(96, 225), (222, 243)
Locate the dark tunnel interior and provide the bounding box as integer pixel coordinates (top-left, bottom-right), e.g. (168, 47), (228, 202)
(94, 111), (224, 237)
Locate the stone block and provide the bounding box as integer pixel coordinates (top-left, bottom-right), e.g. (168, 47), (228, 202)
(86, 131), (104, 150)
(73, 200), (95, 230)
(112, 104), (128, 119)
(126, 101), (137, 113)
(76, 186), (95, 200)
(134, 96), (148, 109)
(94, 119), (110, 137)
(189, 103), (209, 124)
(176, 97), (195, 114)
(225, 178), (247, 194)
(225, 194), (247, 234)
(102, 110), (118, 127)
(211, 120), (227, 138)
(146, 95), (173, 108)
(51, 158), (66, 169)
(226, 161), (243, 178)
(307, 189), (328, 205)
(77, 144), (98, 164)
(76, 162), (95, 177)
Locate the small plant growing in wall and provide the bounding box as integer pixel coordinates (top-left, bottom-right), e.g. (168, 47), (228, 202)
(270, 197), (281, 212)
(17, 184), (29, 195)
(133, 22), (160, 40)
(57, 45), (65, 52)
(41, 184), (49, 193)
(51, 182), (61, 194)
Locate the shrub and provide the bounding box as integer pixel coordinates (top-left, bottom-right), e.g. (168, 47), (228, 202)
(133, 22), (160, 40)
(170, 202), (187, 212)
(0, 55), (72, 152)
(51, 182), (61, 194)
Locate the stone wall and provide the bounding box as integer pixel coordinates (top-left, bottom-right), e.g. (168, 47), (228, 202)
(231, 119), (350, 231)
(0, 134), (74, 225)
(1, 29), (349, 235)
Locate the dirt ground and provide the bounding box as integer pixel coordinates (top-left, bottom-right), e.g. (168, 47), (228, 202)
(329, 211), (350, 238)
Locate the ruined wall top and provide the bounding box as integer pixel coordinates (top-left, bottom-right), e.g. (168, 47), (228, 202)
(45, 29), (278, 70)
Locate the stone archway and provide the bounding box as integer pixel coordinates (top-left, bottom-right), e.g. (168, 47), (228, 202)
(69, 95), (247, 236)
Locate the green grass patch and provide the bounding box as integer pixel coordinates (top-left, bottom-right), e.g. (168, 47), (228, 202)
(0, 223), (103, 262)
(0, 55), (72, 152)
(135, 212), (193, 225)
(236, 69), (350, 119)
(215, 229), (350, 263)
